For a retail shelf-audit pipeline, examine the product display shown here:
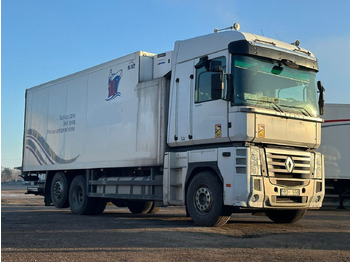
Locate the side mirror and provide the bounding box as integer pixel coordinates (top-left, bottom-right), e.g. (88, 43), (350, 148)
(317, 81), (325, 115)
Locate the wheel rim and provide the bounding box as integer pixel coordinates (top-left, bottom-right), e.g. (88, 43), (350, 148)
(195, 186), (213, 213)
(72, 186), (84, 206)
(53, 181), (64, 200)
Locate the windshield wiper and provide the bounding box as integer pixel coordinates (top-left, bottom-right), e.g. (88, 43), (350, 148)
(246, 99), (284, 113)
(279, 104), (312, 116)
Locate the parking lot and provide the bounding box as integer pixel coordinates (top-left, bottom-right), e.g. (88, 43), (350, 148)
(2, 184), (350, 261)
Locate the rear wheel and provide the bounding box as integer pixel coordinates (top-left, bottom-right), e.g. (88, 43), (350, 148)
(69, 175), (106, 215)
(127, 200), (153, 214)
(186, 172), (231, 227)
(51, 172), (70, 208)
(266, 209), (307, 223)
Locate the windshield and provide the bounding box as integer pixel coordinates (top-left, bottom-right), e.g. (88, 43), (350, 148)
(232, 55), (319, 117)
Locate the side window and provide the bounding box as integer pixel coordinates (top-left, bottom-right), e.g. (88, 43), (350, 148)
(195, 56), (226, 103)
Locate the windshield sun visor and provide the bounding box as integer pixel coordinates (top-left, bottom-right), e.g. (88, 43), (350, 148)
(228, 40), (318, 72)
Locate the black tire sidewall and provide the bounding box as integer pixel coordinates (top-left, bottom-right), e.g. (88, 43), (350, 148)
(69, 175), (88, 215)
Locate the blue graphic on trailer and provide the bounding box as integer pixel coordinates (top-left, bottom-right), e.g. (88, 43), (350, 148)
(106, 69), (123, 101)
(25, 129), (79, 165)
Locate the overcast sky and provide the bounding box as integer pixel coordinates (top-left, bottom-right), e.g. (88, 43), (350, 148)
(2, 0), (350, 168)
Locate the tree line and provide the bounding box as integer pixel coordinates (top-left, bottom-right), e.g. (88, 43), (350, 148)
(1, 167), (22, 182)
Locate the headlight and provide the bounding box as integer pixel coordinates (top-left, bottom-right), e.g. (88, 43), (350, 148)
(314, 153), (323, 179)
(250, 148), (261, 176)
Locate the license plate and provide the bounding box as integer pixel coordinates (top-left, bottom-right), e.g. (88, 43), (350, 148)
(280, 189), (300, 196)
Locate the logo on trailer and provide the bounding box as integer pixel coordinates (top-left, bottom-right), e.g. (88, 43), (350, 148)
(106, 69), (122, 101)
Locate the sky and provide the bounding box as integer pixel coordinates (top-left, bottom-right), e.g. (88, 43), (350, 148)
(2, 0), (350, 168)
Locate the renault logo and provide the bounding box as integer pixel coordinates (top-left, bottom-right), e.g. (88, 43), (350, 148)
(285, 157), (295, 173)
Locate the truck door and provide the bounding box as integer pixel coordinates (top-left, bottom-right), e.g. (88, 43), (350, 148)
(167, 60), (195, 146)
(192, 53), (230, 144)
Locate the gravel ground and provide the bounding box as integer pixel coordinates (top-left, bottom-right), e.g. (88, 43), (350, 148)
(2, 184), (350, 261)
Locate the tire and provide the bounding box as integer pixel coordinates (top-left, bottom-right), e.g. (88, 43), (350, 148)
(186, 171), (231, 227)
(266, 209), (307, 223)
(69, 175), (105, 215)
(148, 201), (160, 214)
(127, 200), (153, 214)
(51, 172), (70, 208)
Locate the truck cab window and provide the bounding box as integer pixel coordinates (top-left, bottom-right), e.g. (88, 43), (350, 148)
(232, 55), (319, 117)
(195, 56), (226, 103)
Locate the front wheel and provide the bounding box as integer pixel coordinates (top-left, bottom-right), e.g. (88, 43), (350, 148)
(266, 209), (307, 223)
(186, 172), (231, 227)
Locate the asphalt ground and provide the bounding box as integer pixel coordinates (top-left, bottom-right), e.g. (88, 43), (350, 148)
(1, 184), (350, 261)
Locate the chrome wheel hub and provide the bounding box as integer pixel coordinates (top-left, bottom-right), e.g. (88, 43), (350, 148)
(195, 186), (213, 213)
(53, 181), (64, 200)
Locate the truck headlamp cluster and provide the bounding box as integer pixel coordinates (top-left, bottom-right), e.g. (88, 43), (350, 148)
(250, 148), (261, 176)
(314, 153), (322, 179)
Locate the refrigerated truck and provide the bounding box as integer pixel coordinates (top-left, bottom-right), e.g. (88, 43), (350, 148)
(319, 104), (350, 208)
(22, 26), (325, 226)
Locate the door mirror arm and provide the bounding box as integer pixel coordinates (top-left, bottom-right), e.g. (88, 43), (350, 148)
(225, 74), (233, 102)
(317, 80), (325, 115)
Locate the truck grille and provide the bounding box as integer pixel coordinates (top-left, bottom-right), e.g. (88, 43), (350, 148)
(265, 148), (312, 187)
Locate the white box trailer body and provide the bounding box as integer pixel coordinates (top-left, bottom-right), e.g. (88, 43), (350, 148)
(23, 51), (169, 172)
(319, 104), (350, 180)
(318, 104), (350, 207)
(22, 29), (325, 226)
